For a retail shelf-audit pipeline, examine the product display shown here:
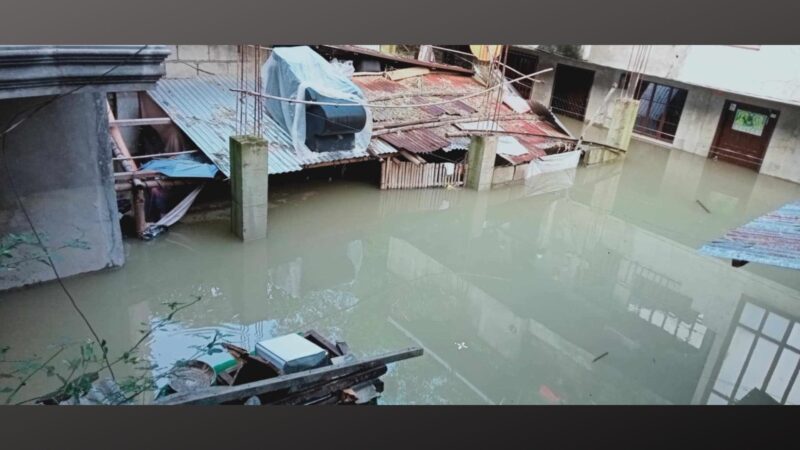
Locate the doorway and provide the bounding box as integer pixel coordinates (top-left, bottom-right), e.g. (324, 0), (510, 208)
(709, 100), (779, 171)
(550, 64), (594, 121)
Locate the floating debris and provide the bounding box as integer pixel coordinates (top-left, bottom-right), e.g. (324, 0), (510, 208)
(592, 351), (609, 363)
(696, 199), (711, 214)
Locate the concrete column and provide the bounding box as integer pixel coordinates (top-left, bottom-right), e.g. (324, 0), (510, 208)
(466, 135), (497, 191)
(230, 136), (268, 242)
(606, 98), (640, 151)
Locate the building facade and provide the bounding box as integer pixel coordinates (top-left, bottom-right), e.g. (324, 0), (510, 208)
(509, 45), (800, 184)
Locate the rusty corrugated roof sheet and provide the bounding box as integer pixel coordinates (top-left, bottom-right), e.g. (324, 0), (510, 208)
(355, 72), (570, 158)
(380, 129), (451, 154)
(700, 200), (800, 270)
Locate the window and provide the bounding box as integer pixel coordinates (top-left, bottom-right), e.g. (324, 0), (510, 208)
(505, 49), (538, 99)
(550, 64), (595, 121)
(707, 301), (800, 405)
(633, 81), (688, 143)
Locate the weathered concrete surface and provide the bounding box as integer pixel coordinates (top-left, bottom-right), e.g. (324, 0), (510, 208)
(466, 136), (497, 191)
(115, 92), (141, 152)
(0, 93), (124, 291)
(165, 45), (240, 78)
(492, 165), (515, 186)
(0, 45), (168, 100)
(606, 98), (639, 151)
(513, 163), (529, 181)
(230, 136), (268, 241)
(530, 49), (800, 184)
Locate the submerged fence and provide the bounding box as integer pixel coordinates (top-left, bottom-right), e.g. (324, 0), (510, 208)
(380, 158), (467, 190)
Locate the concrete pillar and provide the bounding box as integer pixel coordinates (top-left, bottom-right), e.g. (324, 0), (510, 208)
(466, 135), (497, 191)
(230, 136), (268, 242)
(606, 97), (640, 151)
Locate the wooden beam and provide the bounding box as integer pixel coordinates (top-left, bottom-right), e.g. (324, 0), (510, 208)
(114, 170), (162, 181)
(109, 117), (172, 127)
(133, 188), (147, 236)
(155, 347), (423, 405)
(399, 149), (423, 165)
(112, 150), (199, 161)
(106, 101), (138, 173)
(115, 179), (197, 192)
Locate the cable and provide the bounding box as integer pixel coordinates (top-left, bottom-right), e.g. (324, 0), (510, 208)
(231, 68), (553, 109)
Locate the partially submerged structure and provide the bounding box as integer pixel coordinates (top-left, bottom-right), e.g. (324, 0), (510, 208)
(138, 45), (586, 199)
(0, 45), (169, 290)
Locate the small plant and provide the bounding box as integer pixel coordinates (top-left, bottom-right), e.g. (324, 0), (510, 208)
(0, 295), (215, 405)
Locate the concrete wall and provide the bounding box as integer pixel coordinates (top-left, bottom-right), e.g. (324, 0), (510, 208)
(582, 46), (800, 107)
(0, 93), (124, 291)
(531, 50), (800, 184)
(165, 45), (240, 78)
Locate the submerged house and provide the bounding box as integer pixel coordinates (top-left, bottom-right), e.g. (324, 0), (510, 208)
(134, 45), (579, 198)
(503, 45), (800, 184)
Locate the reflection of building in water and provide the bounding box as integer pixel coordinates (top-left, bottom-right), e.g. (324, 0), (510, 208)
(623, 266), (708, 350)
(705, 298), (800, 405)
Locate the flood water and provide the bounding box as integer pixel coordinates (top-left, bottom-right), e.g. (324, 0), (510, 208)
(3, 130), (800, 405)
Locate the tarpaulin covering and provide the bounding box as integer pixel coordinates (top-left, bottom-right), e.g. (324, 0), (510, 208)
(527, 150), (581, 177)
(262, 46), (372, 159)
(140, 154), (219, 179)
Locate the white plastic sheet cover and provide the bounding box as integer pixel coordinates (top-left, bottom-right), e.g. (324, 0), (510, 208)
(527, 150), (580, 177)
(262, 46), (372, 158)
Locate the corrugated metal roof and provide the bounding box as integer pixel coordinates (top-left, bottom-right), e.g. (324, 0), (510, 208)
(149, 76), (373, 176)
(380, 129), (451, 154)
(699, 200), (800, 270)
(149, 72), (571, 176)
(354, 73), (570, 158)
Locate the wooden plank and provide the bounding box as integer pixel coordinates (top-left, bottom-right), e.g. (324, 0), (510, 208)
(271, 366), (386, 406)
(110, 117), (172, 127)
(389, 159), (395, 189)
(385, 67), (430, 81)
(380, 160), (386, 189)
(399, 149), (422, 165)
(115, 179), (196, 192)
(112, 150), (198, 161)
(155, 347), (423, 405)
(114, 170), (163, 181)
(321, 45), (473, 75)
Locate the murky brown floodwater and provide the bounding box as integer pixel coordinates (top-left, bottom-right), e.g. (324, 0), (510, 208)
(3, 123), (800, 404)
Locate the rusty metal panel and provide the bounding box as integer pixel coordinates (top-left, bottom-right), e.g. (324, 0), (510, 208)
(700, 200), (800, 270)
(380, 129), (451, 154)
